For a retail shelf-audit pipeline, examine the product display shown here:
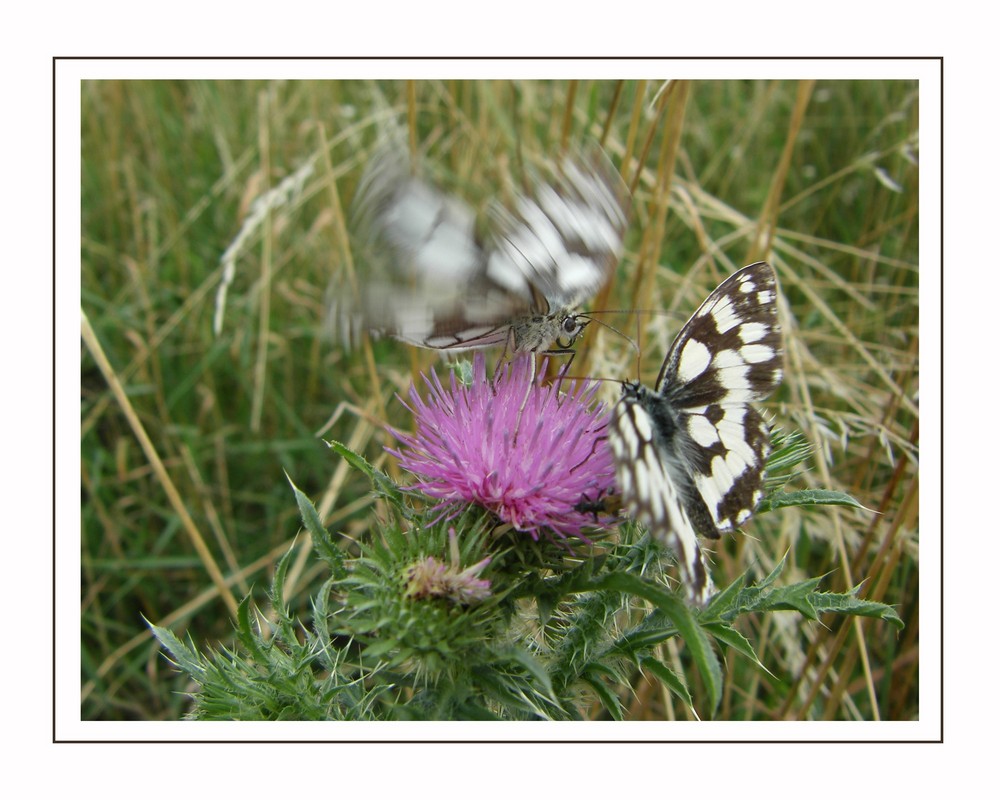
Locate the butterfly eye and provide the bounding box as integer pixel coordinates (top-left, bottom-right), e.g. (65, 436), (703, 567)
(562, 316), (584, 337)
(553, 315), (587, 351)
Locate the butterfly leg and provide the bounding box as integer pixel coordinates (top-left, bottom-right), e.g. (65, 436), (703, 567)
(511, 354), (537, 445)
(548, 347), (576, 398)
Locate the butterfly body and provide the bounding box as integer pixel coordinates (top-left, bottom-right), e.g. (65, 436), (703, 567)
(508, 306), (587, 353)
(610, 262), (783, 605)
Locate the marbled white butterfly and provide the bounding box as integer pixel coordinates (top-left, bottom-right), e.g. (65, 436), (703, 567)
(332, 139), (630, 358)
(609, 262), (783, 606)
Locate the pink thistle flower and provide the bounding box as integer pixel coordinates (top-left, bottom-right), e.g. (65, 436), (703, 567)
(388, 353), (618, 541)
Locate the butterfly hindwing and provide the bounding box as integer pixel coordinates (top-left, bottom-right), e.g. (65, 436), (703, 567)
(610, 262), (783, 605)
(610, 393), (714, 603)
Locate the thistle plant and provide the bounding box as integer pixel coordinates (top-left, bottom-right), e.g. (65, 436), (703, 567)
(151, 354), (902, 721)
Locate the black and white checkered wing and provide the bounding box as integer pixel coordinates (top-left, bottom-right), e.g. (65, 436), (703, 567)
(333, 142), (629, 354)
(610, 262), (783, 605)
(610, 392), (715, 602)
(486, 152), (630, 314)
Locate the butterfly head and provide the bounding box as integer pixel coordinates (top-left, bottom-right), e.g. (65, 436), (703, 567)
(619, 379), (647, 403)
(509, 308), (591, 354)
(555, 312), (589, 350)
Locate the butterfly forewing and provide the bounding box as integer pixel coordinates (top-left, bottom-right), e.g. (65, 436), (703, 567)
(335, 139), (630, 355)
(662, 263), (782, 534)
(610, 262), (783, 605)
(340, 146), (520, 349)
(659, 263), (783, 405)
(486, 149), (630, 312)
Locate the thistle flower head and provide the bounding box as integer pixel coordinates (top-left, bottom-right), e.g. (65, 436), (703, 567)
(404, 554), (492, 605)
(388, 353), (617, 541)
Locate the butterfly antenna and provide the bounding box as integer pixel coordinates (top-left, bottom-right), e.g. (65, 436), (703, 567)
(586, 307), (686, 323)
(634, 305), (643, 380)
(577, 313), (639, 357)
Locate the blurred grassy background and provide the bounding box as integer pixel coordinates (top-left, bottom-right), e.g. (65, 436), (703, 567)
(81, 79), (918, 721)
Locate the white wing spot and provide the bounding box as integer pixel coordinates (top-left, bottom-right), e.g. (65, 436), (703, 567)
(716, 408), (754, 452)
(740, 343), (775, 364)
(384, 182), (447, 241)
(712, 350), (750, 379)
(709, 297), (742, 333)
(701, 456), (734, 512)
(518, 200), (569, 262)
(739, 322), (768, 343)
(485, 251), (532, 296)
(677, 339), (712, 382)
(413, 232), (481, 280)
(556, 253), (604, 294)
(688, 414), (721, 448)
(725, 448), (751, 478)
(631, 405), (655, 441)
(538, 185), (619, 253)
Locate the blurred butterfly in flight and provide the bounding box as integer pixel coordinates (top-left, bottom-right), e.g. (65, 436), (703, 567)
(330, 134), (630, 371)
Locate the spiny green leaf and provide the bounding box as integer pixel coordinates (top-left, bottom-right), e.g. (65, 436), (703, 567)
(756, 489), (869, 514)
(702, 568), (751, 618)
(756, 551), (791, 591)
(493, 646), (557, 702)
(362, 639), (399, 660)
(470, 661), (561, 720)
(326, 439), (403, 505)
(147, 620), (207, 679)
(809, 590), (904, 630)
(585, 572), (723, 716)
(269, 539), (295, 618)
(235, 596), (269, 663)
(765, 429), (812, 474)
(702, 622), (773, 676)
(581, 669), (624, 720)
(639, 656), (694, 709)
(754, 576), (826, 618)
(287, 473), (346, 576)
